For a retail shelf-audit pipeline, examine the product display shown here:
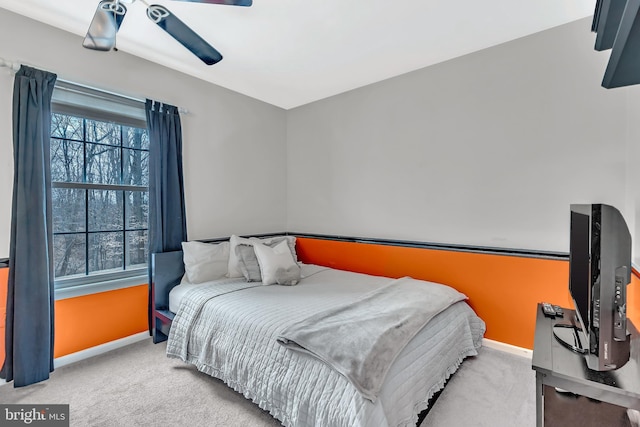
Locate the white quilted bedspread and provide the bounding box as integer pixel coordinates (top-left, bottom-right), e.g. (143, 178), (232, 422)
(167, 265), (485, 427)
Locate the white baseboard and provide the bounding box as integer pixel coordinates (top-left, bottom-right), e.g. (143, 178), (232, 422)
(483, 338), (533, 359)
(54, 332), (150, 368)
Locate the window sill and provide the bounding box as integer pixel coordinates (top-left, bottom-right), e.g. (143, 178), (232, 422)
(54, 274), (147, 300)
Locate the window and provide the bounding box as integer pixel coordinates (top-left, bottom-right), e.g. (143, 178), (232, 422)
(50, 83), (149, 288)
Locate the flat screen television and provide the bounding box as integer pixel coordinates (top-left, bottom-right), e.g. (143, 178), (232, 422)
(554, 204), (631, 371)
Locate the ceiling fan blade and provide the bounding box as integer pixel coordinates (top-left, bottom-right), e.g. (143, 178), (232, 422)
(83, 0), (127, 51)
(170, 0), (252, 6)
(147, 4), (223, 65)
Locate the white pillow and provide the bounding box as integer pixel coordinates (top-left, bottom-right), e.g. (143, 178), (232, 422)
(227, 234), (255, 278)
(253, 235), (297, 262)
(253, 240), (301, 286)
(181, 240), (230, 284)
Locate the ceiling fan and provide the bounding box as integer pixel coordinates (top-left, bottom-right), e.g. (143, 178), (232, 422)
(82, 0), (252, 65)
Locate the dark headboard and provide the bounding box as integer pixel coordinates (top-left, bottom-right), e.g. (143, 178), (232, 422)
(151, 250), (185, 311)
(151, 250), (184, 343)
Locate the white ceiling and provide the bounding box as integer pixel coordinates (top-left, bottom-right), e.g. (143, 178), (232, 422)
(0, 0), (594, 109)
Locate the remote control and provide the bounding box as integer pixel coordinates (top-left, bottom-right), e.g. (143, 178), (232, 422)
(541, 302), (556, 317)
(553, 305), (564, 317)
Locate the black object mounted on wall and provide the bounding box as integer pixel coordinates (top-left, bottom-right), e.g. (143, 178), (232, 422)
(592, 0), (627, 51)
(602, 0), (640, 88)
(592, 0), (640, 88)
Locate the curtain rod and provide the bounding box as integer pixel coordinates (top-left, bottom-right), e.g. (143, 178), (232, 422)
(0, 57), (21, 72)
(0, 56), (189, 114)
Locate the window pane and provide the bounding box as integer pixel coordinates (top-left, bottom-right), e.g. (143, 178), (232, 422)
(53, 234), (86, 278)
(53, 188), (86, 232)
(51, 139), (84, 183)
(88, 190), (123, 231)
(123, 126), (149, 150)
(126, 191), (148, 230)
(88, 232), (124, 274)
(86, 143), (121, 184)
(126, 230), (148, 268)
(123, 149), (149, 186)
(86, 120), (121, 146)
(50, 109), (149, 281)
(51, 113), (83, 140)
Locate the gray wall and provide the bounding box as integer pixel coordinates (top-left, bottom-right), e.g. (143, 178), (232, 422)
(287, 18), (640, 261)
(0, 8), (288, 258)
(1, 10), (639, 265)
(628, 93), (640, 267)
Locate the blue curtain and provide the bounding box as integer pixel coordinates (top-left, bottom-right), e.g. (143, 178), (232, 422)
(1, 66), (57, 387)
(146, 100), (187, 332)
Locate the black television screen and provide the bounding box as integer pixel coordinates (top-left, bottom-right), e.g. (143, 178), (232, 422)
(569, 209), (591, 335)
(562, 204), (631, 371)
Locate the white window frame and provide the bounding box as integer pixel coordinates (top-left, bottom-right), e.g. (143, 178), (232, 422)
(50, 81), (149, 296)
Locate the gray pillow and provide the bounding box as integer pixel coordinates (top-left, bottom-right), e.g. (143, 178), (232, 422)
(235, 244), (262, 282)
(236, 237), (298, 283)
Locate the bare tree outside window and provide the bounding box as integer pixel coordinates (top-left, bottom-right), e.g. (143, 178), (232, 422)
(51, 112), (149, 282)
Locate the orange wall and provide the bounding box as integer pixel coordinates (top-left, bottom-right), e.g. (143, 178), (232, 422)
(54, 284), (148, 358)
(0, 269), (147, 365)
(1, 237), (640, 360)
(296, 237), (640, 349)
(630, 274), (640, 328)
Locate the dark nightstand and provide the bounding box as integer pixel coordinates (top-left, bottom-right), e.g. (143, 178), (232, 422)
(532, 304), (640, 427)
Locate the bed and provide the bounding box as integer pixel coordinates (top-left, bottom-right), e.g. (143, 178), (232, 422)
(151, 236), (486, 427)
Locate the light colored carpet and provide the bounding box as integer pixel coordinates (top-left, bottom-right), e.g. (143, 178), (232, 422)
(421, 346), (536, 427)
(0, 339), (535, 426)
(0, 339), (281, 427)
